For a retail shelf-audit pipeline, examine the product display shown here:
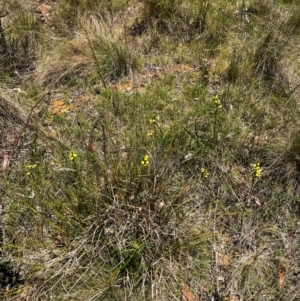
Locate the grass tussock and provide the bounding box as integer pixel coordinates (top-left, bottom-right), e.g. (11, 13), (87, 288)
(0, 6), (45, 75)
(1, 0), (300, 300)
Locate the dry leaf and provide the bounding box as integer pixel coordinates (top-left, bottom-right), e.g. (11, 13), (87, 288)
(36, 3), (52, 15)
(278, 263), (285, 290)
(87, 142), (97, 152)
(48, 130), (57, 138)
(2, 153), (10, 172)
(251, 195), (262, 207)
(51, 100), (73, 114)
(216, 251), (231, 271)
(181, 284), (196, 301)
(286, 231), (297, 238)
(52, 233), (65, 247)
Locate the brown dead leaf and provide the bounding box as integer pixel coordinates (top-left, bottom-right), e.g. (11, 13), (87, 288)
(36, 3), (52, 15)
(286, 231), (297, 238)
(253, 135), (268, 144)
(278, 263), (285, 290)
(251, 195), (262, 207)
(2, 153), (9, 172)
(216, 251), (231, 271)
(47, 130), (57, 138)
(87, 142), (97, 152)
(51, 233), (65, 247)
(181, 284), (196, 301)
(51, 100), (73, 114)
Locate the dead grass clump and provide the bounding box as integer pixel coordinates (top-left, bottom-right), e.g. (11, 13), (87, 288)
(35, 36), (92, 87)
(54, 0), (128, 34)
(35, 15), (139, 88)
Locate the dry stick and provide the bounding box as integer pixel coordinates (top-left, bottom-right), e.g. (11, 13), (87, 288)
(287, 82), (300, 98)
(0, 201), (4, 256)
(86, 113), (108, 186)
